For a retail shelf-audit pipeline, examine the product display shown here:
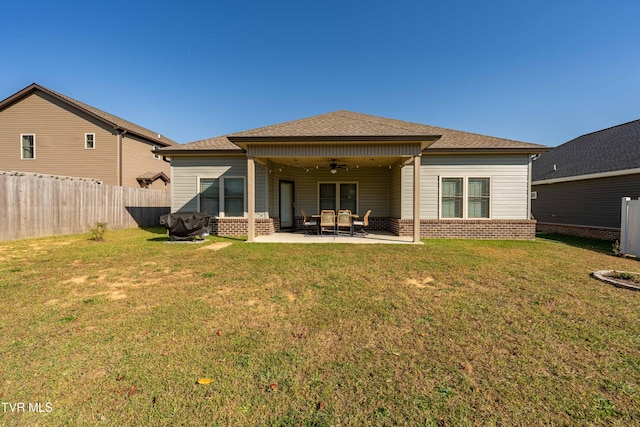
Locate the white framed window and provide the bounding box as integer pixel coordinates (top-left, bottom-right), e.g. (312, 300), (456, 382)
(198, 176), (246, 217)
(440, 177), (491, 219)
(318, 182), (358, 212)
(153, 145), (159, 159)
(20, 134), (35, 159)
(85, 133), (95, 149)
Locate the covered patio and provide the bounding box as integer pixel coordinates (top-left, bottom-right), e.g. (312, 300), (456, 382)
(231, 135), (441, 244)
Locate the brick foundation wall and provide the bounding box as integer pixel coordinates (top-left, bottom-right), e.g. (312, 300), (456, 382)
(390, 219), (537, 240)
(536, 222), (619, 241)
(209, 218), (275, 237)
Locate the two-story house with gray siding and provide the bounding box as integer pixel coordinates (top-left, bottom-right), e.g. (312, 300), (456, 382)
(0, 83), (176, 189)
(157, 111), (546, 242)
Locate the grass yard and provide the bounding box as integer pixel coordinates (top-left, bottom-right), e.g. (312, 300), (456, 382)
(1, 228), (640, 426)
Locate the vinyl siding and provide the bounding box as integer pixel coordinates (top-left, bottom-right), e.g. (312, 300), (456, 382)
(171, 156), (267, 215)
(122, 133), (171, 190)
(0, 91), (119, 184)
(532, 174), (640, 228)
(401, 154), (531, 219)
(266, 164), (391, 217)
(389, 160), (402, 218)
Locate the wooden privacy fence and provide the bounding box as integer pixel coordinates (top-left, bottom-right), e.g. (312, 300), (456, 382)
(620, 197), (640, 256)
(0, 173), (170, 241)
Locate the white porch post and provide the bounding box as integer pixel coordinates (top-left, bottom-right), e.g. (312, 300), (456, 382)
(413, 154), (421, 243)
(247, 156), (255, 242)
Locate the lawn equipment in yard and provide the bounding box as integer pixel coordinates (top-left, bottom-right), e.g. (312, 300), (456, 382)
(159, 212), (211, 241)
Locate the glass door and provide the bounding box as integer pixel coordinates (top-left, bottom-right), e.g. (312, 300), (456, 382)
(279, 180), (295, 229)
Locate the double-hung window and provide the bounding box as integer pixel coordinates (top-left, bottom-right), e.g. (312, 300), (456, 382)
(223, 178), (245, 217)
(440, 177), (490, 219)
(85, 133), (95, 149)
(199, 178), (220, 216)
(21, 134), (35, 159)
(198, 177), (245, 217)
(318, 182), (358, 212)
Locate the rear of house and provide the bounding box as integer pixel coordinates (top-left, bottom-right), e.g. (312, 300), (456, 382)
(159, 111), (546, 241)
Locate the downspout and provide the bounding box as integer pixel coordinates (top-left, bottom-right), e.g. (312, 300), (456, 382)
(116, 129), (127, 186)
(528, 155), (533, 219)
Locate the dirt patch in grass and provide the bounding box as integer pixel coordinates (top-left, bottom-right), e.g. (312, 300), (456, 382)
(404, 276), (435, 288)
(198, 242), (232, 251)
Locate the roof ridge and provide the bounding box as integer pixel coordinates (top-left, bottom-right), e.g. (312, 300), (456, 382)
(570, 118), (640, 141)
(228, 112), (334, 136)
(340, 110), (540, 145)
(332, 110), (436, 134)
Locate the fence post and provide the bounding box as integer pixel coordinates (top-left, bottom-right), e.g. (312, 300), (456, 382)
(621, 197), (631, 254)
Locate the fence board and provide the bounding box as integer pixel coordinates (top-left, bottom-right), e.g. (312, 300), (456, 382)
(0, 174), (170, 241)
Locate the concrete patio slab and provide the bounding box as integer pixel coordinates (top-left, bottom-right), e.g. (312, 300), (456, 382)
(253, 230), (420, 244)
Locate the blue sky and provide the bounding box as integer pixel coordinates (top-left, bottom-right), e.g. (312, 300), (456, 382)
(2, 1), (639, 146)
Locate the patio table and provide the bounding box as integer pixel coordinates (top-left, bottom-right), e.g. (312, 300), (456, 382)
(311, 213), (359, 236)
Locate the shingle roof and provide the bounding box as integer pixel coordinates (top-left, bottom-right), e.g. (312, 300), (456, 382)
(0, 83), (177, 146)
(532, 119), (640, 182)
(162, 110), (545, 153)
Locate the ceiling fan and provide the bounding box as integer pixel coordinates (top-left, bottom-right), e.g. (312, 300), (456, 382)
(328, 159), (348, 174)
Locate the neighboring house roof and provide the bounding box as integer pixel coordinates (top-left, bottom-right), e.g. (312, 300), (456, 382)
(532, 119), (640, 183)
(0, 83), (177, 146)
(157, 110), (546, 154)
(136, 171), (170, 187)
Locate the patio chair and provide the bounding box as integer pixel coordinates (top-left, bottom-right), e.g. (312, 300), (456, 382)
(353, 210), (371, 236)
(301, 210), (318, 235)
(336, 210), (353, 236)
(320, 210), (336, 236)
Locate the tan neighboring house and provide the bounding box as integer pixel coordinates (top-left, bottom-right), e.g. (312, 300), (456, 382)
(0, 83), (176, 189)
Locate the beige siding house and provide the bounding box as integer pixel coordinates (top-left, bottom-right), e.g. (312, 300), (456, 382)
(158, 111), (546, 241)
(0, 83), (176, 189)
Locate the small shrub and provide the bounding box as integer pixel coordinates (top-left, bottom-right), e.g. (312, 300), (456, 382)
(612, 240), (622, 256)
(89, 222), (108, 241)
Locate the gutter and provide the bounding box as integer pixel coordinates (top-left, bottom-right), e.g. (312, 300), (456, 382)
(532, 167), (640, 185)
(117, 129), (127, 186)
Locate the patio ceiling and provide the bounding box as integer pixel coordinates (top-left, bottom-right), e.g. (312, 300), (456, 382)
(257, 156), (408, 170)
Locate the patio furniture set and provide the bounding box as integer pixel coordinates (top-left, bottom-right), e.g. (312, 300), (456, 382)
(302, 210), (371, 237)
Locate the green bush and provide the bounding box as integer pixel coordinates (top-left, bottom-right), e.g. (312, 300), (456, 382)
(89, 222), (108, 241)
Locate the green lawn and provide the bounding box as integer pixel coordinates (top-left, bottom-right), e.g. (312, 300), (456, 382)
(1, 228), (639, 426)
